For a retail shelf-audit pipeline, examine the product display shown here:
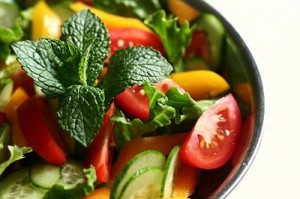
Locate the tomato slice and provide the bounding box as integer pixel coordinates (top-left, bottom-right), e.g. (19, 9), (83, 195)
(108, 28), (165, 59)
(85, 103), (115, 183)
(114, 84), (150, 121)
(185, 30), (210, 64)
(179, 94), (242, 169)
(17, 96), (67, 165)
(114, 79), (183, 121)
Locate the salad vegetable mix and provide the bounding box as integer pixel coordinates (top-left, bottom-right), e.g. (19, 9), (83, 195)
(0, 0), (244, 198)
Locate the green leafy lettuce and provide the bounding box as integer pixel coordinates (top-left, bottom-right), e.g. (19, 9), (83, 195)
(0, 144), (32, 175)
(145, 10), (193, 72)
(112, 82), (215, 149)
(12, 9), (172, 147)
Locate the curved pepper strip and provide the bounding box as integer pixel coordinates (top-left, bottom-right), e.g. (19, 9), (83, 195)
(170, 70), (230, 100)
(32, 1), (62, 40)
(70, 2), (152, 32)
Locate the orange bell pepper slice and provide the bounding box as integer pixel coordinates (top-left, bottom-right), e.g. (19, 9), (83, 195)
(3, 87), (29, 146)
(84, 186), (110, 199)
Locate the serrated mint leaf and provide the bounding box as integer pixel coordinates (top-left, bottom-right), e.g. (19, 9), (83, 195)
(103, 46), (173, 102)
(62, 9), (110, 86)
(57, 85), (105, 147)
(145, 10), (193, 72)
(12, 38), (85, 97)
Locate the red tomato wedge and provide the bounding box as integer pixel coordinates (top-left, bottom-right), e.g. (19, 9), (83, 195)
(85, 103), (115, 183)
(180, 94), (242, 169)
(115, 84), (150, 121)
(108, 28), (165, 59)
(17, 96), (67, 165)
(185, 30), (210, 64)
(115, 79), (183, 121)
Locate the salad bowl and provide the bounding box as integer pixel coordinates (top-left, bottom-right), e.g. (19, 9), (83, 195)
(0, 0), (264, 198)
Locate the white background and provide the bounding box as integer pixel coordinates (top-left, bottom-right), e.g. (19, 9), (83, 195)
(207, 0), (300, 198)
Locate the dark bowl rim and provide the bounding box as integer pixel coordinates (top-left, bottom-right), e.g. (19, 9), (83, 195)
(183, 0), (265, 198)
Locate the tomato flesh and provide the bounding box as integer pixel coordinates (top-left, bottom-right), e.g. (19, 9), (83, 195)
(115, 79), (183, 121)
(185, 30), (211, 64)
(108, 28), (165, 59)
(17, 96), (67, 165)
(115, 84), (150, 121)
(180, 94), (242, 169)
(85, 103), (115, 183)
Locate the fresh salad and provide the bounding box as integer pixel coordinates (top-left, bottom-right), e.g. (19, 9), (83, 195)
(0, 0), (243, 198)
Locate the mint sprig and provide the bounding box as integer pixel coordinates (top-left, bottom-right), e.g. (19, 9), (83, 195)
(104, 46), (172, 103)
(12, 9), (172, 147)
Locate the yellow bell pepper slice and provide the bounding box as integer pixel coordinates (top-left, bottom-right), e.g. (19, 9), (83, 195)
(32, 1), (62, 40)
(170, 70), (230, 100)
(167, 0), (200, 25)
(70, 2), (152, 32)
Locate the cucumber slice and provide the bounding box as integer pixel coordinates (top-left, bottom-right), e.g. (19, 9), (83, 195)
(0, 168), (46, 199)
(29, 162), (61, 190)
(160, 145), (181, 198)
(119, 166), (164, 199)
(58, 161), (85, 189)
(111, 150), (166, 199)
(196, 13), (225, 70)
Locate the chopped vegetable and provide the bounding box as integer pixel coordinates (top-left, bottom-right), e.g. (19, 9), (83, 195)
(70, 2), (152, 32)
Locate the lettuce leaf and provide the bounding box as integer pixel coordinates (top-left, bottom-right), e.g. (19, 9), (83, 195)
(145, 10), (193, 72)
(0, 144), (32, 175)
(112, 82), (215, 149)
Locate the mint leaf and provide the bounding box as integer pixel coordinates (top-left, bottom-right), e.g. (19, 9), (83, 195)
(103, 46), (172, 102)
(62, 9), (110, 86)
(145, 10), (193, 72)
(57, 85), (105, 147)
(12, 39), (80, 97)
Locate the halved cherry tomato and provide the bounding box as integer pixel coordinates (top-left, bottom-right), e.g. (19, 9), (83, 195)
(108, 28), (165, 59)
(11, 69), (35, 96)
(17, 96), (67, 165)
(85, 103), (115, 183)
(114, 79), (183, 121)
(180, 94), (242, 169)
(185, 30), (210, 64)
